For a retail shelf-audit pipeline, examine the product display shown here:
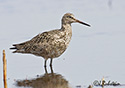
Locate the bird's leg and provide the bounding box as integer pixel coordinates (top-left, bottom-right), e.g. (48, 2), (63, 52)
(50, 58), (53, 67)
(44, 59), (47, 68)
(44, 59), (48, 73)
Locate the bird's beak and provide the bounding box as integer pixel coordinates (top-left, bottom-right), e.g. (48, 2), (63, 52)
(75, 19), (91, 27)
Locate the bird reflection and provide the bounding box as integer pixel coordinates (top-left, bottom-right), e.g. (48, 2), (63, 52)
(16, 67), (71, 88)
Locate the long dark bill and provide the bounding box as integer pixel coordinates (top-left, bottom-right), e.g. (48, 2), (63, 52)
(76, 19), (91, 27)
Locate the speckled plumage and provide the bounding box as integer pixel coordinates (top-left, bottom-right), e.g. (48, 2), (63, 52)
(10, 13), (90, 68)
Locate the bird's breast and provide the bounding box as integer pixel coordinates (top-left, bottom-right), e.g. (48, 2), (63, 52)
(46, 31), (72, 58)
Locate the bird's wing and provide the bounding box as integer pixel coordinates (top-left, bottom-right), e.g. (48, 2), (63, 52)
(10, 30), (61, 53)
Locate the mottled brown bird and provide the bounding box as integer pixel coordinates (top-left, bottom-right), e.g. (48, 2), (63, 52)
(10, 13), (90, 68)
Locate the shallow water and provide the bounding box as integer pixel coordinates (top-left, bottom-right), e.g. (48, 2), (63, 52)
(0, 0), (125, 88)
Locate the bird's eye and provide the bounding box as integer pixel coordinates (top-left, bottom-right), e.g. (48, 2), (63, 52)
(67, 16), (73, 19)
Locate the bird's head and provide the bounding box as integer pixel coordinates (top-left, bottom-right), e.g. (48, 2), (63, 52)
(62, 13), (91, 27)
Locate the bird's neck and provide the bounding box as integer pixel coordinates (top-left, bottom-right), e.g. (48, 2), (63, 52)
(61, 23), (72, 39)
(61, 23), (72, 47)
(61, 23), (72, 31)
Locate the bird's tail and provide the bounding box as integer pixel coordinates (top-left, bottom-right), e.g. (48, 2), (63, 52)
(10, 42), (28, 53)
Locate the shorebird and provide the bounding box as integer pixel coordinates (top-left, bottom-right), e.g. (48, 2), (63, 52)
(10, 13), (90, 68)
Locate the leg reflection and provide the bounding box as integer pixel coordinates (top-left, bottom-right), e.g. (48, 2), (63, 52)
(50, 65), (54, 73)
(44, 66), (48, 74)
(44, 64), (54, 74)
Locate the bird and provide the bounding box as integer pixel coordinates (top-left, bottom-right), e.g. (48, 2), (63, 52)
(10, 13), (91, 68)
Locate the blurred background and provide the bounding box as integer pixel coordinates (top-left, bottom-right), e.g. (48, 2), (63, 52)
(0, 0), (125, 88)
